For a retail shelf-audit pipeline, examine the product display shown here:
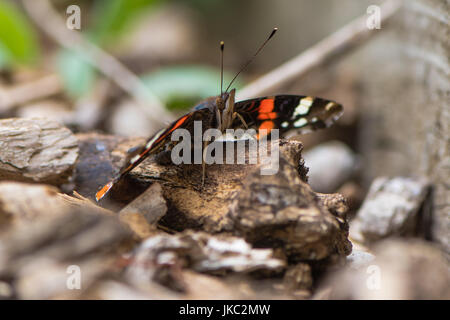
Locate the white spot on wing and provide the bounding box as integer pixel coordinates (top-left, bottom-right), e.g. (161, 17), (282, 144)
(145, 129), (165, 148)
(294, 118), (308, 127)
(130, 155), (140, 163)
(325, 102), (336, 111)
(281, 121), (289, 128)
(292, 96), (313, 118)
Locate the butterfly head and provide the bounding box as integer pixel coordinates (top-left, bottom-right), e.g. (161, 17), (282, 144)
(215, 92), (229, 111)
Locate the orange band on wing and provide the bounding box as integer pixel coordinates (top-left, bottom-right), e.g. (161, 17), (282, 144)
(258, 99), (274, 113)
(154, 114), (191, 145)
(257, 112), (277, 120)
(256, 120), (275, 139)
(95, 181), (114, 202)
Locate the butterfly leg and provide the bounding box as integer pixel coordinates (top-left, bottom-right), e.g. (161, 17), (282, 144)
(233, 112), (248, 129)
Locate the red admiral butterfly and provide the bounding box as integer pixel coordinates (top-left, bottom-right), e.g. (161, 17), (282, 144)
(96, 28), (343, 201)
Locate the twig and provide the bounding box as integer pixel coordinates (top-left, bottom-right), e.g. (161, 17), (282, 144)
(21, 0), (174, 124)
(0, 74), (62, 113)
(236, 0), (402, 101)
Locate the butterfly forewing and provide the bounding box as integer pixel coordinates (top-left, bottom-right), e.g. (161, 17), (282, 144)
(233, 95), (343, 137)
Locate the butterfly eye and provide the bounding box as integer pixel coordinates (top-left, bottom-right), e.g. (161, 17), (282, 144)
(215, 97), (224, 110)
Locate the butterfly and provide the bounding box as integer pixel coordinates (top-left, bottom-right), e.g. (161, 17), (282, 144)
(95, 28), (343, 202)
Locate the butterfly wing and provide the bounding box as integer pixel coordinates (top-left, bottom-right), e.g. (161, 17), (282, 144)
(95, 108), (213, 201)
(233, 95), (343, 137)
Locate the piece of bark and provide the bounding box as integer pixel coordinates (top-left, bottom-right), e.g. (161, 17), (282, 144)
(319, 239), (450, 300)
(124, 231), (290, 297)
(119, 182), (167, 225)
(226, 149), (351, 261)
(0, 118), (78, 185)
(350, 176), (430, 243)
(126, 231), (285, 279)
(63, 190), (155, 240)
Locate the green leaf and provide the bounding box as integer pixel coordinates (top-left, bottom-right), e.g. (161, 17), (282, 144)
(90, 0), (160, 45)
(141, 65), (241, 111)
(0, 1), (39, 67)
(56, 49), (96, 98)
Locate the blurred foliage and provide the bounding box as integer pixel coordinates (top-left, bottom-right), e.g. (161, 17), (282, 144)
(89, 0), (161, 46)
(56, 49), (96, 98)
(0, 0), (237, 112)
(58, 0), (161, 97)
(0, 1), (40, 68)
(142, 65), (241, 110)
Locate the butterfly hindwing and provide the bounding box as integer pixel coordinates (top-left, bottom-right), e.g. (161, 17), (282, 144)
(233, 95), (343, 137)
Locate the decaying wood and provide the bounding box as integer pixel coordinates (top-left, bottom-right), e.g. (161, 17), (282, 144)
(119, 182), (167, 225)
(126, 231), (285, 279)
(83, 133), (351, 262)
(0, 118), (79, 185)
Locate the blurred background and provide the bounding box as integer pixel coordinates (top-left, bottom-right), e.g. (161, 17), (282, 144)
(0, 0), (380, 135)
(0, 0), (448, 300)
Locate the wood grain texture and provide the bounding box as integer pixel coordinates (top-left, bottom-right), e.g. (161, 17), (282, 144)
(0, 118), (79, 185)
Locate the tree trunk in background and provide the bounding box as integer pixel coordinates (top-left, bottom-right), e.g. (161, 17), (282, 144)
(355, 0), (449, 252)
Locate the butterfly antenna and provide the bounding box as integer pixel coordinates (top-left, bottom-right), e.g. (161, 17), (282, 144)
(220, 41), (224, 96)
(225, 27), (277, 93)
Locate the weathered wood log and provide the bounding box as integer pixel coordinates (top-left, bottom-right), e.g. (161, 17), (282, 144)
(0, 118), (78, 186)
(342, 0), (449, 253)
